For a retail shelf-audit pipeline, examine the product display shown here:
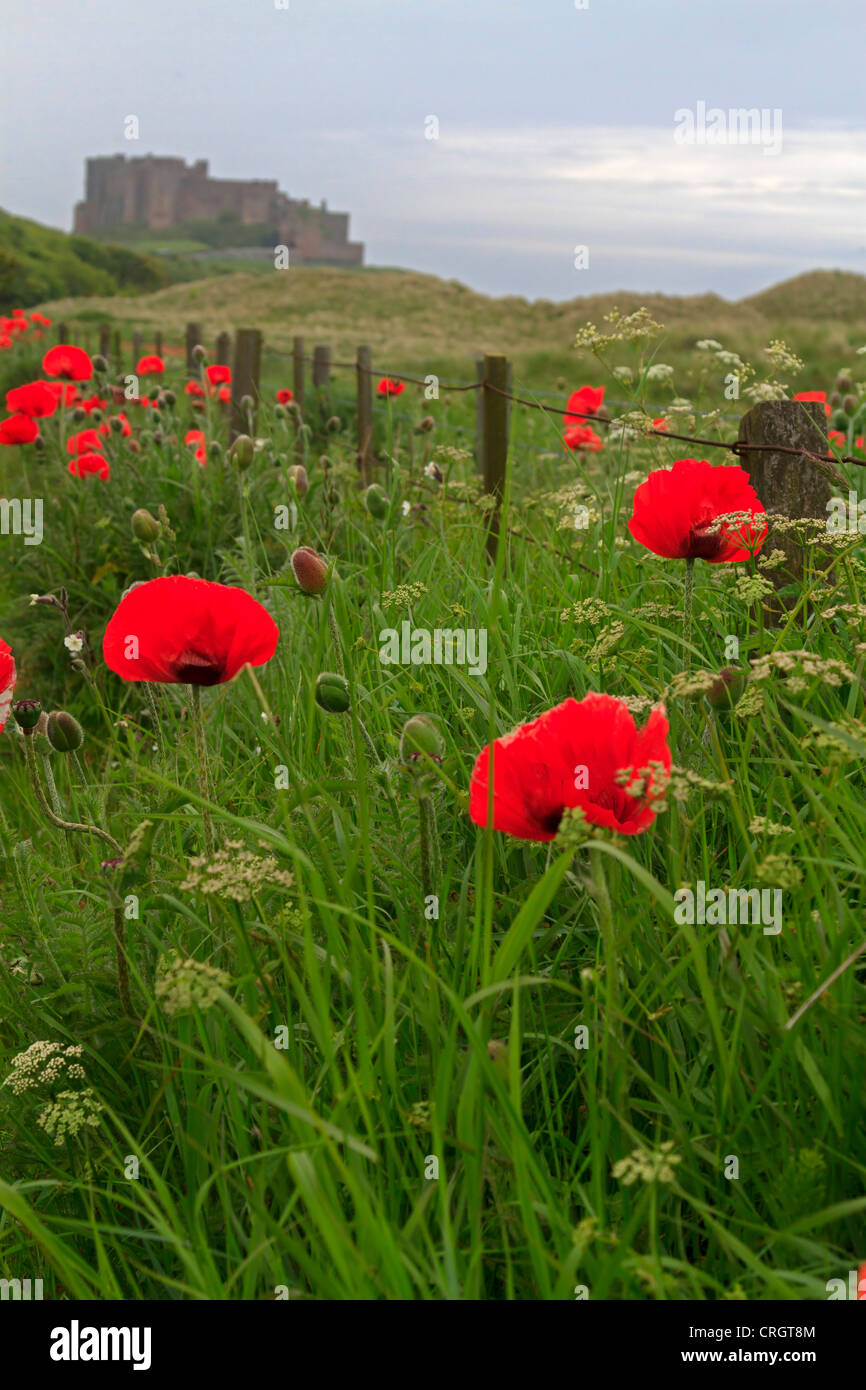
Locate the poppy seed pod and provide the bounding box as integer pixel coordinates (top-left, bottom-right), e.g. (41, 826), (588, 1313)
(706, 667), (747, 710)
(46, 710), (84, 753)
(364, 483), (389, 519)
(291, 546), (328, 594)
(287, 464), (309, 496)
(229, 434), (255, 471)
(400, 715), (444, 764)
(315, 671), (350, 714)
(12, 699), (42, 732)
(131, 508), (160, 543)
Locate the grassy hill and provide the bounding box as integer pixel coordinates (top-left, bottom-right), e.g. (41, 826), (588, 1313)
(28, 264), (866, 385)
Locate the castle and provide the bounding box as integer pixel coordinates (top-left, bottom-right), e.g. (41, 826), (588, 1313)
(73, 155), (364, 266)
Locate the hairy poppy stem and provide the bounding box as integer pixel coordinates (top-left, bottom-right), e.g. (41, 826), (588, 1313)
(144, 681), (165, 758)
(682, 557), (696, 670)
(112, 905), (134, 1017)
(23, 736), (123, 856)
(418, 794), (441, 904)
(39, 751), (71, 868)
(188, 684), (215, 858)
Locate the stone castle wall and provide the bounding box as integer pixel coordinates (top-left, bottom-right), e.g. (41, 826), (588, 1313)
(74, 155), (364, 265)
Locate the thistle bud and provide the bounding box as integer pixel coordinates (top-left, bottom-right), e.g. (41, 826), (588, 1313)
(131, 508), (160, 543)
(364, 483), (389, 519)
(287, 464), (308, 496)
(291, 545), (328, 594)
(417, 416), (435, 433)
(229, 434), (255, 471)
(46, 710), (84, 753)
(400, 715), (443, 764)
(315, 671), (350, 713)
(706, 667), (747, 711)
(12, 699), (42, 732)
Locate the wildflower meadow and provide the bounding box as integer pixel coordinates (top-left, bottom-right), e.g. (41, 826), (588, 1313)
(0, 292), (864, 1323)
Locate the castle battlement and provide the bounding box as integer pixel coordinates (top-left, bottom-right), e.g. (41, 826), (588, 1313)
(73, 154), (364, 266)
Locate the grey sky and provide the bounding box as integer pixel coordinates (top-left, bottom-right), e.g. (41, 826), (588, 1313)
(3, 0), (864, 299)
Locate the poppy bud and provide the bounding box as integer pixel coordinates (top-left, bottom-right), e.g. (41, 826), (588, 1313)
(830, 392), (841, 407)
(240, 394), (254, 412)
(92, 354), (108, 373)
(843, 394), (858, 414)
(208, 440), (222, 459)
(417, 416), (435, 433)
(274, 404), (286, 420)
(364, 483), (389, 519)
(287, 464), (309, 496)
(400, 715), (443, 764)
(229, 434), (255, 471)
(131, 508), (160, 543)
(33, 434), (45, 452)
(152, 429), (164, 445)
(46, 710), (84, 753)
(291, 546), (328, 594)
(833, 410), (849, 430)
(706, 667), (747, 710)
(836, 372), (853, 392)
(326, 416), (342, 433)
(286, 401), (300, 416)
(91, 409), (104, 424)
(72, 407), (86, 423)
(192, 345), (207, 362)
(109, 415), (124, 433)
(12, 699), (42, 732)
(163, 389), (176, 406)
(318, 454), (330, 469)
(315, 671), (349, 713)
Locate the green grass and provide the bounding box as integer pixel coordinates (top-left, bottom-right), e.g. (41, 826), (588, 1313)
(0, 323), (864, 1301)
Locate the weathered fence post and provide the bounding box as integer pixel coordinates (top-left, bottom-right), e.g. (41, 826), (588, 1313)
(481, 354), (511, 561)
(475, 357), (485, 465)
(356, 345), (373, 483)
(99, 323), (111, 359)
(155, 330), (163, 358)
(312, 345), (331, 432)
(736, 400), (840, 615)
(230, 328), (262, 442)
(292, 336), (306, 462)
(132, 330), (142, 368)
(112, 329), (121, 371)
(214, 331), (232, 367)
(57, 322), (68, 344)
(185, 322), (202, 377)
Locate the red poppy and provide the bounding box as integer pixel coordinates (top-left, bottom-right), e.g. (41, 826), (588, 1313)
(216, 386), (231, 404)
(628, 459), (767, 563)
(185, 429), (205, 446)
(6, 381), (57, 418)
(103, 575), (279, 686)
(0, 413), (39, 446)
(469, 693), (671, 842)
(2, 316), (28, 336)
(30, 312), (52, 327)
(69, 452), (110, 480)
(0, 637), (16, 732)
(137, 355), (165, 376)
(564, 425), (603, 452)
(858, 1262), (866, 1300)
(185, 381), (205, 398)
(857, 437), (864, 450)
(194, 445), (207, 466)
(42, 344), (93, 382)
(77, 394), (108, 414)
(43, 381), (78, 407)
(652, 417), (667, 432)
(67, 428), (104, 456)
(793, 390), (831, 418)
(99, 414), (131, 438)
(276, 388), (293, 404)
(206, 365), (232, 386)
(377, 378), (405, 397)
(0, 336), (12, 350)
(828, 430), (846, 447)
(564, 385), (605, 427)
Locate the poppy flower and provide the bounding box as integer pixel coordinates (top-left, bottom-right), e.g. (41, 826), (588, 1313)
(216, 386), (230, 404)
(0, 638), (16, 732)
(206, 364), (232, 387)
(77, 394), (108, 414)
(69, 452), (110, 480)
(857, 437), (865, 450)
(193, 445), (206, 466)
(469, 693), (671, 842)
(276, 388), (293, 404)
(377, 378), (405, 397)
(793, 390), (831, 418)
(103, 575), (279, 686)
(858, 1262), (866, 1300)
(185, 429), (205, 446)
(652, 417), (667, 432)
(30, 313), (52, 328)
(67, 429), (104, 456)
(828, 430), (846, 447)
(0, 336), (12, 350)
(99, 414), (131, 438)
(564, 425), (603, 452)
(42, 344), (93, 382)
(628, 459), (767, 563)
(6, 381), (57, 418)
(564, 385), (605, 427)
(137, 355), (165, 376)
(0, 413), (39, 446)
(44, 381), (78, 407)
(185, 381), (205, 398)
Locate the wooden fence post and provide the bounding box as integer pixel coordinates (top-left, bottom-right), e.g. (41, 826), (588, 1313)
(185, 322), (202, 377)
(292, 337), (306, 462)
(481, 354), (511, 562)
(57, 322), (68, 344)
(475, 357), (485, 466)
(230, 328), (262, 442)
(356, 345), (373, 483)
(132, 330), (142, 369)
(736, 400), (840, 615)
(214, 331), (232, 367)
(112, 329), (121, 371)
(99, 323), (111, 359)
(312, 345), (331, 432)
(155, 331), (163, 358)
